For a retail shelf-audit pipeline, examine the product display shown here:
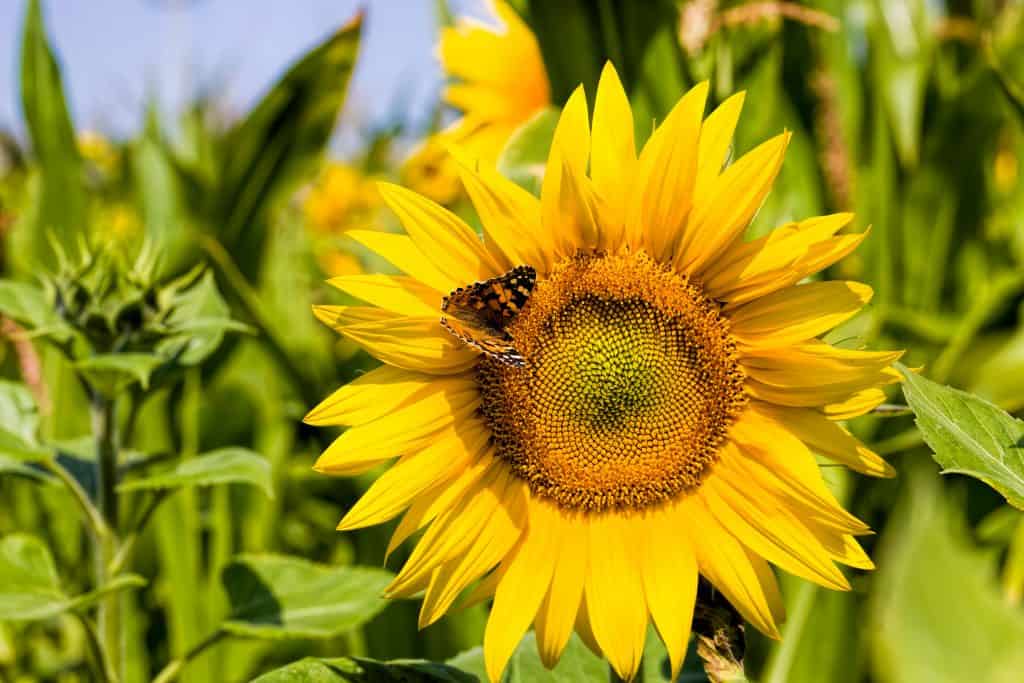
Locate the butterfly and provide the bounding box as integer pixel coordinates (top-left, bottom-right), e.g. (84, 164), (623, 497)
(441, 265), (537, 367)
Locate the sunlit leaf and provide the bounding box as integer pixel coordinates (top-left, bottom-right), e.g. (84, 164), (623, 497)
(252, 657), (477, 683)
(899, 365), (1024, 509)
(118, 448), (273, 497)
(209, 13), (362, 280)
(156, 270), (250, 366)
(869, 467), (1024, 681)
(0, 280), (72, 342)
(0, 381), (49, 462)
(75, 352), (163, 394)
(18, 0), (87, 261)
(0, 534), (145, 621)
(220, 554), (392, 639)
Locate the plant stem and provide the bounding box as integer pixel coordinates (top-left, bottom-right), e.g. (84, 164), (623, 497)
(108, 489), (171, 575)
(41, 457), (109, 540)
(150, 629), (227, 683)
(91, 393), (122, 682)
(77, 612), (117, 683)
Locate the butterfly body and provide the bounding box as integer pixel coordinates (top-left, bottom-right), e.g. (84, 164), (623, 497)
(441, 265), (537, 367)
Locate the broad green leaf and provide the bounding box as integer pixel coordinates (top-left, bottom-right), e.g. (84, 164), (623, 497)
(18, 0), (88, 260)
(0, 534), (144, 621)
(496, 108), (559, 196)
(869, 467), (1024, 682)
(899, 365), (1024, 509)
(448, 633), (606, 682)
(251, 657), (477, 683)
(0, 280), (71, 342)
(220, 554), (392, 639)
(0, 381), (49, 462)
(75, 352), (163, 394)
(209, 15), (362, 280)
(118, 448), (273, 497)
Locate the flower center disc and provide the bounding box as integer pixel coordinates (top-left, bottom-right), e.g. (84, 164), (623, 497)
(478, 252), (746, 511)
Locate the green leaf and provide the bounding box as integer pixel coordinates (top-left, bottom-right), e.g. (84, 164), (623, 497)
(18, 0), (88, 260)
(0, 381), (49, 462)
(898, 365), (1024, 509)
(209, 14), (362, 280)
(75, 352), (163, 394)
(869, 467), (1024, 682)
(0, 534), (144, 621)
(220, 554), (392, 639)
(156, 270), (249, 366)
(496, 108), (559, 196)
(251, 657), (477, 683)
(0, 455), (54, 484)
(448, 632), (606, 682)
(0, 280), (72, 342)
(118, 448), (273, 497)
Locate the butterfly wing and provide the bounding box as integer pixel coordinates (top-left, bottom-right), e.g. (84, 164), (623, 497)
(441, 265), (536, 366)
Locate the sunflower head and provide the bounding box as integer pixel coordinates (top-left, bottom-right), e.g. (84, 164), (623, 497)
(309, 62), (899, 682)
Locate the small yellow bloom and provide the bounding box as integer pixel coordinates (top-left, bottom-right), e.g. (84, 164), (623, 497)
(78, 130), (119, 176)
(403, 0), (550, 204)
(304, 163), (379, 235)
(310, 64), (899, 681)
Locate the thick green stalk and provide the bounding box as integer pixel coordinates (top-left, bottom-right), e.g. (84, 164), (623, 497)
(91, 394), (121, 682)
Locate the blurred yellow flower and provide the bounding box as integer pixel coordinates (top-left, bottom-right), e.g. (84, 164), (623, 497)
(96, 203), (142, 245)
(78, 130), (119, 176)
(304, 162), (380, 235)
(403, 0), (550, 204)
(309, 64), (901, 681)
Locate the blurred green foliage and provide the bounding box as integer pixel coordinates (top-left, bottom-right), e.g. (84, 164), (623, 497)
(2, 0), (1024, 681)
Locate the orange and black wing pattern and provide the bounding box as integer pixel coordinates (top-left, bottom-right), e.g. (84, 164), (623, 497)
(441, 265), (536, 367)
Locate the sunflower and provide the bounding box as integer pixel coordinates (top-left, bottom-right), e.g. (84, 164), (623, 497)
(402, 0), (550, 204)
(308, 63), (899, 682)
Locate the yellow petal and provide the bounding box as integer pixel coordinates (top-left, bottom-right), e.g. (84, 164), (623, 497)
(304, 365), (445, 427)
(327, 274), (440, 317)
(420, 480), (528, 628)
(678, 132), (790, 276)
(628, 81), (709, 260)
(484, 496), (559, 682)
(378, 182), (503, 285)
(729, 281), (873, 348)
(387, 452), (500, 559)
(347, 229), (453, 293)
(389, 464), (519, 598)
(452, 151), (551, 272)
(729, 414), (870, 535)
(534, 504), (588, 669)
(703, 472), (850, 590)
(704, 214), (863, 306)
(313, 307), (478, 374)
(693, 92), (745, 200)
(640, 503), (698, 679)
(541, 86), (590, 258)
(313, 382), (478, 475)
(336, 421), (491, 530)
(584, 513), (648, 681)
(681, 495), (784, 638)
(590, 61), (635, 241)
(753, 402), (894, 477)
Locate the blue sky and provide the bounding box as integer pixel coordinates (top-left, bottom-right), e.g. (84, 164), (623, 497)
(0, 0), (482, 155)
